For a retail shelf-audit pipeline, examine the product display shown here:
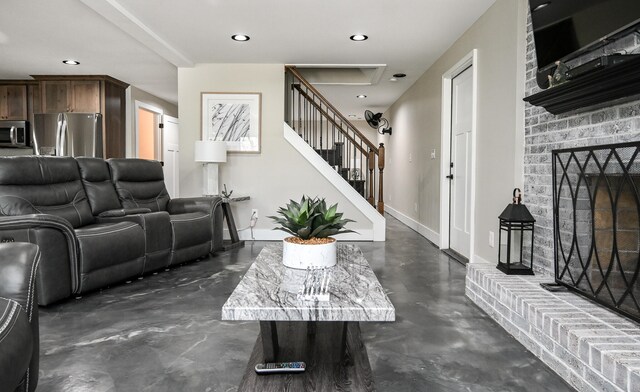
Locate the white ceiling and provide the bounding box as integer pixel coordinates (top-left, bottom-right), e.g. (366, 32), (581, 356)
(0, 0), (496, 116)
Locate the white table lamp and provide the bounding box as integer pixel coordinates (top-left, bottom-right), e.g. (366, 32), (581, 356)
(195, 140), (227, 196)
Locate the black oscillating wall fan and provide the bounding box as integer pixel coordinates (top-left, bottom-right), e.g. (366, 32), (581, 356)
(364, 110), (392, 135)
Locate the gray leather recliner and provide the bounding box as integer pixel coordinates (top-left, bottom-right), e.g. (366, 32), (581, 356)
(107, 158), (223, 265)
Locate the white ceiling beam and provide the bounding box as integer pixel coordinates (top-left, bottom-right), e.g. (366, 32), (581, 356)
(79, 0), (194, 68)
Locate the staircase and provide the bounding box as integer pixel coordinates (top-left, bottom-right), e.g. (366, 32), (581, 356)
(284, 66), (385, 214)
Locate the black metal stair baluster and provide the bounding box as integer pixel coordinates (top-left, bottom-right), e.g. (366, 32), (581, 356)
(297, 85), (302, 136)
(352, 141), (357, 192)
(304, 91), (308, 143)
(347, 129), (351, 185)
(357, 140), (362, 197)
(320, 109), (324, 161)
(332, 122), (336, 171)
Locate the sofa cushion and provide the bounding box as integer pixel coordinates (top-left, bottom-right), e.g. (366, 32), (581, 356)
(107, 159), (170, 212)
(0, 156), (94, 228)
(76, 157), (122, 215)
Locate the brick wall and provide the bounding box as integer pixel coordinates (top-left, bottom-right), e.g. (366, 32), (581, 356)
(524, 12), (640, 275)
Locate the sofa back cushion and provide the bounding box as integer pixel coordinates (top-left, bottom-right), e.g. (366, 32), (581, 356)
(0, 156), (95, 228)
(76, 157), (123, 215)
(107, 159), (170, 212)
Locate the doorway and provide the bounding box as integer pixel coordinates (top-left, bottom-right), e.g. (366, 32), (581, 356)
(135, 102), (163, 160)
(162, 115), (180, 198)
(440, 50), (477, 263)
(133, 102), (180, 198)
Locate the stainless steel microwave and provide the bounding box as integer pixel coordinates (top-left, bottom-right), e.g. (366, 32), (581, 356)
(0, 120), (30, 148)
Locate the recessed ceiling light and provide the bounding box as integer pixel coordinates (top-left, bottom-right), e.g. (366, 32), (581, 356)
(231, 34), (250, 42)
(62, 59), (80, 65)
(389, 77), (398, 82)
(393, 73), (407, 78)
(533, 2), (551, 11)
(350, 34), (368, 41)
(356, 94), (367, 99)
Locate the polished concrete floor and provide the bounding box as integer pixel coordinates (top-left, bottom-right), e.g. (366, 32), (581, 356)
(38, 215), (575, 391)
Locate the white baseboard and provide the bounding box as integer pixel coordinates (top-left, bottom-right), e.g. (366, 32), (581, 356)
(385, 205), (440, 245)
(224, 228), (374, 241)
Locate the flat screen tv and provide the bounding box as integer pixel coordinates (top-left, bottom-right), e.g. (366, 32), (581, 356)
(530, 0), (640, 71)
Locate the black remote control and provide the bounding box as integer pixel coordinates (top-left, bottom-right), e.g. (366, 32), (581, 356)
(254, 361), (306, 374)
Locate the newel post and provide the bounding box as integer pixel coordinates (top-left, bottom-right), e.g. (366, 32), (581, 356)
(367, 149), (375, 206)
(377, 143), (385, 214)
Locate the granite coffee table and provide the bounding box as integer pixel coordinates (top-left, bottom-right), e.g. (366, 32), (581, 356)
(222, 244), (395, 391)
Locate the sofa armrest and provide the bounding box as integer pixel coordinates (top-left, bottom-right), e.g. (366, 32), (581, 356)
(0, 215), (79, 305)
(0, 242), (40, 319)
(167, 197), (222, 215)
(0, 242), (41, 392)
(168, 197), (224, 252)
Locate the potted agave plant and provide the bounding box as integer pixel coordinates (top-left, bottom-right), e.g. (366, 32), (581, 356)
(269, 195), (355, 269)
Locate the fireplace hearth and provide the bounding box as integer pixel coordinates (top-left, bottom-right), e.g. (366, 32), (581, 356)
(553, 141), (640, 322)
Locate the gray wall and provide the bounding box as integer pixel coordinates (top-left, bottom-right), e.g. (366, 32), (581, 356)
(524, 14), (640, 274)
(382, 0), (528, 262)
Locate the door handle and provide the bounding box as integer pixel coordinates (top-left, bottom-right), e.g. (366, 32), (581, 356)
(9, 126), (16, 144)
(55, 113), (63, 156)
(446, 175), (453, 180)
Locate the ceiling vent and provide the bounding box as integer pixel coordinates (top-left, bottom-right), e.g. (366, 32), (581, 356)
(292, 64), (386, 86)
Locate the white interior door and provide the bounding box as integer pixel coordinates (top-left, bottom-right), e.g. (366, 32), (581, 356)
(162, 115), (180, 198)
(448, 66), (473, 258)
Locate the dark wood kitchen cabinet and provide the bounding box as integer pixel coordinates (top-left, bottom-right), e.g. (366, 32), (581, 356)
(40, 80), (100, 113)
(0, 85), (28, 120)
(33, 76), (129, 158)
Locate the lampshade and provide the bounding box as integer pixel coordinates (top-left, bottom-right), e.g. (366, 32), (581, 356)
(194, 140), (227, 163)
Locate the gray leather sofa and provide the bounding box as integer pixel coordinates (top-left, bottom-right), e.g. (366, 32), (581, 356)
(0, 156), (223, 305)
(0, 242), (40, 392)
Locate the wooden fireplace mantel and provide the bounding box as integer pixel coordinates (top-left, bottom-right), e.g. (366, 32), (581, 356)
(524, 56), (640, 115)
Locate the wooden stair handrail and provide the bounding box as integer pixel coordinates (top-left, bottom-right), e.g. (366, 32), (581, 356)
(286, 66), (379, 154)
(292, 85), (368, 156)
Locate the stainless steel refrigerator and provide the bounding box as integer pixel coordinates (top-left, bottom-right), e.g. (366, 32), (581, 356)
(33, 113), (103, 157)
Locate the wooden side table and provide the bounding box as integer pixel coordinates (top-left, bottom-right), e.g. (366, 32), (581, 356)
(221, 195), (250, 251)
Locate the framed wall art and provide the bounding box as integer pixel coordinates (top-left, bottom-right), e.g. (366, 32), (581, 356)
(201, 92), (262, 153)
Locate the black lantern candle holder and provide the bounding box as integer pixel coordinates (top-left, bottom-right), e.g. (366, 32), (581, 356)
(497, 188), (536, 275)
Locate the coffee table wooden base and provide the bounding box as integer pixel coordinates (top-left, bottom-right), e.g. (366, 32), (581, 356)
(238, 321), (376, 392)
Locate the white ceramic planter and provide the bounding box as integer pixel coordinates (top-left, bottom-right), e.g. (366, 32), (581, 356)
(282, 237), (337, 269)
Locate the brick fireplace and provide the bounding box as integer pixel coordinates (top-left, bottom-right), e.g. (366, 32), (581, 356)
(466, 9), (640, 392)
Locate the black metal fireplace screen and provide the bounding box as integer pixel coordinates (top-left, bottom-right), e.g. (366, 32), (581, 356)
(552, 141), (640, 322)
